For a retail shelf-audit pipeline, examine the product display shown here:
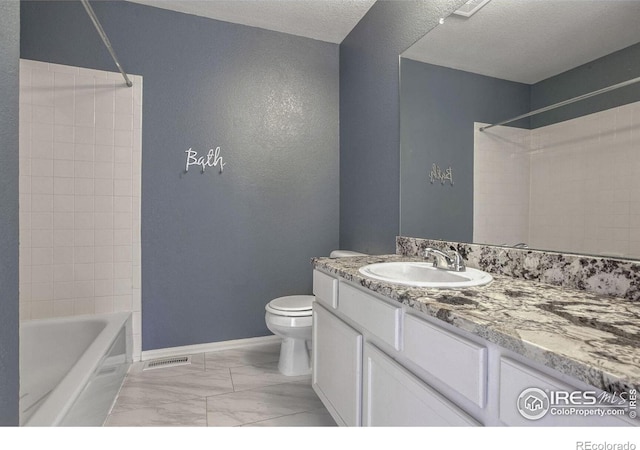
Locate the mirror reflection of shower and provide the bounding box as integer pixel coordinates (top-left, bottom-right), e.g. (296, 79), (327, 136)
(399, 0), (640, 259)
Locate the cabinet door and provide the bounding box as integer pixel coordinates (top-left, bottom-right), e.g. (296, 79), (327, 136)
(500, 358), (636, 426)
(312, 303), (362, 426)
(363, 343), (479, 426)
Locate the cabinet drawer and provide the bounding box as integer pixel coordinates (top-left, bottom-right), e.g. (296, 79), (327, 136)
(363, 343), (478, 426)
(403, 314), (487, 407)
(338, 282), (402, 351)
(313, 270), (338, 309)
(499, 358), (635, 427)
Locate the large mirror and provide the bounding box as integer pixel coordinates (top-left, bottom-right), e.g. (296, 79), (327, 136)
(400, 0), (640, 259)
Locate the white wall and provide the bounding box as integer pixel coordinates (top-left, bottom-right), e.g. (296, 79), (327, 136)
(473, 123), (530, 247)
(19, 60), (142, 358)
(474, 100), (640, 259)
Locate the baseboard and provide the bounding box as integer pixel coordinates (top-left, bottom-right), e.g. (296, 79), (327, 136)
(140, 334), (281, 361)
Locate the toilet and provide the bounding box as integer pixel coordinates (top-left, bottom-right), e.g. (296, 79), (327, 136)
(265, 250), (366, 376)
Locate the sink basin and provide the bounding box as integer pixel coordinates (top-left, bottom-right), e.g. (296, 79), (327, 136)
(358, 261), (493, 288)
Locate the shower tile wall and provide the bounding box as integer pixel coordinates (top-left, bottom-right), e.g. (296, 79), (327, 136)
(474, 100), (640, 259)
(528, 101), (640, 258)
(473, 123), (530, 247)
(19, 59), (142, 358)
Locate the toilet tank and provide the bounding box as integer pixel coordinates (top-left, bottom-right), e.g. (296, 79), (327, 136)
(330, 250), (367, 258)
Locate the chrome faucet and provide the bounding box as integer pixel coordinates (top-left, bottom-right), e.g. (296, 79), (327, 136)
(424, 247), (466, 272)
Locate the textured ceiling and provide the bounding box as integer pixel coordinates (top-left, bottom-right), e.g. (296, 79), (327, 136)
(403, 0), (640, 84)
(126, 0), (376, 43)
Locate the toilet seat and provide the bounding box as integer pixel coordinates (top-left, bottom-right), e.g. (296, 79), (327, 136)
(265, 295), (314, 317)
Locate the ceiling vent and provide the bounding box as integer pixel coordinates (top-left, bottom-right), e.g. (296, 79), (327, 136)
(453, 0), (491, 18)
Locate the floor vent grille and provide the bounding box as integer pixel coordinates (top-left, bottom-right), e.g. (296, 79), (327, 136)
(143, 355), (191, 371)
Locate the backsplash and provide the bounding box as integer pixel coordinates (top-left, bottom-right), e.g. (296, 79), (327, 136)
(396, 236), (640, 301)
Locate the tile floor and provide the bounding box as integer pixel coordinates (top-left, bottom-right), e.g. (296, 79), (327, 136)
(104, 340), (336, 427)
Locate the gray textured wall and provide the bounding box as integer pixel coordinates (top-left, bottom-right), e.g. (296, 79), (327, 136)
(0, 0), (20, 426)
(339, 0), (466, 255)
(531, 42), (640, 128)
(21, 1), (339, 350)
(399, 60), (530, 241)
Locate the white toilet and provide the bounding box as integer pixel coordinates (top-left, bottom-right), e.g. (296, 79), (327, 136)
(265, 250), (366, 376)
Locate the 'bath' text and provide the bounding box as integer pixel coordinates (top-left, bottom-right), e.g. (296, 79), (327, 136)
(185, 147), (226, 173)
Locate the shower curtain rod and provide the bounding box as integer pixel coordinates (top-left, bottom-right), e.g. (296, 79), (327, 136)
(479, 75), (640, 131)
(80, 0), (133, 87)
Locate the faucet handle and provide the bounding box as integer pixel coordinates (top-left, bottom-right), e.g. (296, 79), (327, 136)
(449, 249), (466, 272)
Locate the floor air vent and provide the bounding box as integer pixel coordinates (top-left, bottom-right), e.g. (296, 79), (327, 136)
(143, 355), (191, 371)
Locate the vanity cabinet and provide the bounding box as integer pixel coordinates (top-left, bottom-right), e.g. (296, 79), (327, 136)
(312, 302), (362, 426)
(403, 314), (487, 407)
(363, 343), (478, 426)
(339, 283), (402, 351)
(499, 358), (633, 427)
(312, 269), (637, 427)
(312, 269), (476, 426)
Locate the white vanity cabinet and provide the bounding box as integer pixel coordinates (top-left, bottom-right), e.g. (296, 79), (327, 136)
(311, 269), (638, 427)
(312, 270), (363, 426)
(499, 358), (634, 427)
(403, 314), (487, 407)
(363, 343), (478, 426)
(312, 303), (362, 426)
(312, 269), (477, 426)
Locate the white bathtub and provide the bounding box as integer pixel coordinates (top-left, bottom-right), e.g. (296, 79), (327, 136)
(20, 312), (132, 426)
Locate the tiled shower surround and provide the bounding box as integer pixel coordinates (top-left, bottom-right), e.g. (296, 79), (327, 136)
(474, 100), (640, 259)
(19, 60), (142, 358)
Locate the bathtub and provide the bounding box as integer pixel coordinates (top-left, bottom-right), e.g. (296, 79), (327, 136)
(20, 312), (132, 426)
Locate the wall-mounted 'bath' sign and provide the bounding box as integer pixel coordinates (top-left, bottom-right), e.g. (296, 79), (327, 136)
(185, 147), (226, 174)
(429, 163), (453, 186)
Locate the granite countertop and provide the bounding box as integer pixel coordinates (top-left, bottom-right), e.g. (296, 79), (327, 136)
(312, 254), (640, 395)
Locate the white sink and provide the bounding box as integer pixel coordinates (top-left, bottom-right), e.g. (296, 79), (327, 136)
(358, 261), (493, 288)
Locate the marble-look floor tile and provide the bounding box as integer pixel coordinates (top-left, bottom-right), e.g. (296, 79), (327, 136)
(205, 341), (281, 370)
(106, 343), (331, 426)
(111, 368), (234, 412)
(242, 408), (337, 427)
(229, 361), (311, 392)
(105, 398), (207, 427)
(206, 381), (324, 427)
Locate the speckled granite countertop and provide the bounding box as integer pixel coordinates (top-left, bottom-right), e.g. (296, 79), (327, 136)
(312, 254), (640, 395)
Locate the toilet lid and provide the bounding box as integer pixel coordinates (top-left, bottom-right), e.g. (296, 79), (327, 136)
(267, 295), (314, 313)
